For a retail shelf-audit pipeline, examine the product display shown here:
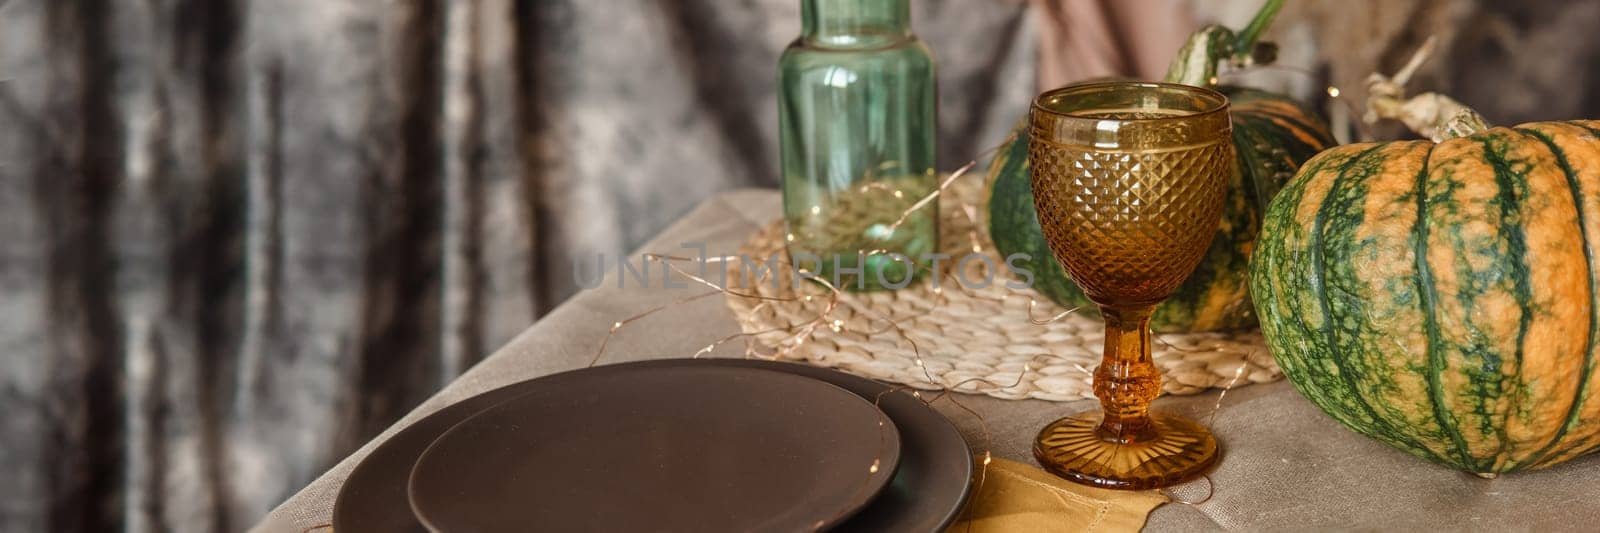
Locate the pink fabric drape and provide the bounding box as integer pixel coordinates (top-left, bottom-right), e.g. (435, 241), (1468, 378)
(1031, 0), (1194, 90)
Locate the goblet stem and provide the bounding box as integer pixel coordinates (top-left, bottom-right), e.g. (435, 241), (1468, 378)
(1027, 80), (1228, 490)
(1033, 301), (1217, 489)
(1094, 305), (1162, 443)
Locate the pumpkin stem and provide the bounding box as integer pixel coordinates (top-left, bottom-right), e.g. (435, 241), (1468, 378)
(1163, 0), (1283, 87)
(1231, 0), (1284, 66)
(1164, 25), (1233, 87)
(1364, 37), (1493, 141)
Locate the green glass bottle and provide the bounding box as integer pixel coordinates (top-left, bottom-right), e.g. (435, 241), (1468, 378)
(779, 0), (937, 291)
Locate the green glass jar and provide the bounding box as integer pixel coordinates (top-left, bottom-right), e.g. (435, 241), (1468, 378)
(779, 0), (937, 291)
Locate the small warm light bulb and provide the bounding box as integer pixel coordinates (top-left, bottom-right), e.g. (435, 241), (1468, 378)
(785, 233), (795, 242)
(893, 190), (904, 199)
(1327, 86), (1341, 98)
(810, 205), (821, 215)
(869, 459), (881, 474)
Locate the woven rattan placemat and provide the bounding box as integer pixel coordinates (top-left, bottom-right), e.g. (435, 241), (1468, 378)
(723, 180), (1279, 401)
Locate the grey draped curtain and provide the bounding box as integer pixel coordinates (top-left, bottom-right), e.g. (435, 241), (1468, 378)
(0, 0), (1033, 530)
(6, 0), (1597, 530)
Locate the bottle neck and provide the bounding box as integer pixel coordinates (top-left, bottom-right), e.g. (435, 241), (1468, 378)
(801, 0), (912, 48)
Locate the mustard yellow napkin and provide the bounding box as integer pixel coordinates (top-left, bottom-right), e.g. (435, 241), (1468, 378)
(947, 458), (1168, 533)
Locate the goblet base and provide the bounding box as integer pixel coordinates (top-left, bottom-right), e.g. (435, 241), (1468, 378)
(1033, 411), (1217, 490)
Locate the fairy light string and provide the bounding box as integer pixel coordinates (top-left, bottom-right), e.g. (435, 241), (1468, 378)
(292, 68), (1348, 533)
(592, 247), (1027, 531)
(590, 69), (1354, 521)
(587, 164), (1238, 529)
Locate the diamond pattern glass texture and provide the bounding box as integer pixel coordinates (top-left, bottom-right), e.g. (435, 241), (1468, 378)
(1026, 82), (1233, 490)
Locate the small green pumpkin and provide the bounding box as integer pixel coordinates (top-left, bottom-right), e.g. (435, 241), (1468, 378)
(1252, 85), (1600, 474)
(986, 0), (1334, 332)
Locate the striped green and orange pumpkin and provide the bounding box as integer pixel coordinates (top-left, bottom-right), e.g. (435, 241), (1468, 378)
(986, 0), (1335, 332)
(1252, 114), (1600, 474)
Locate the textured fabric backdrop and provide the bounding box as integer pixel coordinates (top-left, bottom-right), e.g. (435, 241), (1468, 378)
(0, 0), (1033, 531)
(5, 0), (1600, 531)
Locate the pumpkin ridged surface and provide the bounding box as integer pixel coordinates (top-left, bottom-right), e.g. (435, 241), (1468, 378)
(1257, 143), (1450, 463)
(1254, 120), (1600, 473)
(1231, 96), (1329, 159)
(1519, 121), (1600, 468)
(1321, 142), (1457, 464)
(1484, 130), (1586, 470)
(1424, 135), (1529, 468)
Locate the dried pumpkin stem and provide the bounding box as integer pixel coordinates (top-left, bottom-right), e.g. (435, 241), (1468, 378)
(1364, 37), (1492, 142)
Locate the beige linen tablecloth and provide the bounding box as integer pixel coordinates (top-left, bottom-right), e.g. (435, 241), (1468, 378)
(254, 190), (1600, 532)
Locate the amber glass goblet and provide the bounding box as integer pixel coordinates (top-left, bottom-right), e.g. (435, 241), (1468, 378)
(1027, 81), (1233, 490)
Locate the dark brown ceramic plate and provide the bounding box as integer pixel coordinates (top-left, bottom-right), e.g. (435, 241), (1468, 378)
(407, 364), (900, 532)
(331, 359), (972, 532)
